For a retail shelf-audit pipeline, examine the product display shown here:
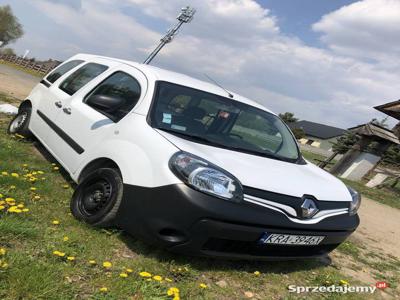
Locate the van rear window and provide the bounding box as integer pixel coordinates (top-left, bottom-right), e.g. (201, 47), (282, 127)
(59, 63), (108, 95)
(46, 60), (84, 83)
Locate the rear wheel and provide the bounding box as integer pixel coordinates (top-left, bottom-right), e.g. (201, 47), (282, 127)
(7, 106), (33, 138)
(70, 168), (123, 227)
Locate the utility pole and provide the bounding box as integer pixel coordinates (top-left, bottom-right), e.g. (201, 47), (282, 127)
(143, 6), (196, 65)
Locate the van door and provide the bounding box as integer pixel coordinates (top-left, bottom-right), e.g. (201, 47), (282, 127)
(29, 60), (84, 146)
(48, 63), (147, 173)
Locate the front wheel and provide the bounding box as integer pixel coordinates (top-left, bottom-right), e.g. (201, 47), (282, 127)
(70, 168), (123, 227)
(7, 106), (33, 138)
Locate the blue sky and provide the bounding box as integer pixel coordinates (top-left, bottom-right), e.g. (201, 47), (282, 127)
(1, 0), (400, 128)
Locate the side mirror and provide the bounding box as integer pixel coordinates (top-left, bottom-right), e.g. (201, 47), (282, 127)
(85, 94), (125, 113)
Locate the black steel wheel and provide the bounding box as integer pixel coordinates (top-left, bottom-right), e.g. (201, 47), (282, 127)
(70, 168), (123, 227)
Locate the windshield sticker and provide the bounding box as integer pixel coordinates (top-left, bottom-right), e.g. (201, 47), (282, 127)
(218, 111), (230, 118)
(162, 113), (172, 124)
(171, 124), (186, 131)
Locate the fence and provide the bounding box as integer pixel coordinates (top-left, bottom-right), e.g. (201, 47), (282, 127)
(0, 54), (59, 75)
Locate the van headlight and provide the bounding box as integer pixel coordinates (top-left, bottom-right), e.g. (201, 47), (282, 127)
(347, 186), (361, 216)
(169, 151), (243, 203)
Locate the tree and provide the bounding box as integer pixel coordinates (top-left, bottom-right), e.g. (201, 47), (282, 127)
(331, 132), (359, 154)
(319, 132), (359, 169)
(279, 112), (298, 124)
(0, 5), (23, 48)
(291, 127), (305, 140)
(0, 47), (15, 55)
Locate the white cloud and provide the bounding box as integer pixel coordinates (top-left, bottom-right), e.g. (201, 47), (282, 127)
(313, 0), (400, 66)
(11, 0), (400, 128)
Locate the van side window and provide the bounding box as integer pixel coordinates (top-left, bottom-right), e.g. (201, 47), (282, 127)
(84, 71), (141, 122)
(46, 60), (84, 83)
(59, 63), (108, 96)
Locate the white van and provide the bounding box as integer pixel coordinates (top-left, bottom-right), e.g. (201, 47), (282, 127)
(8, 54), (360, 259)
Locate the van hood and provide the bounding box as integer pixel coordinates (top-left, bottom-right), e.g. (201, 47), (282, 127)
(157, 131), (352, 202)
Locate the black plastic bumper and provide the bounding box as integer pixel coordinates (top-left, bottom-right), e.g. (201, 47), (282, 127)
(115, 183), (359, 260)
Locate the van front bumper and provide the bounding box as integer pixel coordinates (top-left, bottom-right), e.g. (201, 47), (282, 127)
(116, 183), (359, 260)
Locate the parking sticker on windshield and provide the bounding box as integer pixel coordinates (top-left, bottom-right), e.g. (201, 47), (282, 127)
(171, 124), (186, 131)
(162, 113), (172, 124)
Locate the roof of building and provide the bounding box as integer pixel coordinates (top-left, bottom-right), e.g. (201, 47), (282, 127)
(374, 100), (400, 120)
(348, 123), (400, 144)
(289, 120), (347, 139)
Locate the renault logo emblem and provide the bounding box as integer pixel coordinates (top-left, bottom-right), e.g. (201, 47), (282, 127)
(301, 198), (319, 219)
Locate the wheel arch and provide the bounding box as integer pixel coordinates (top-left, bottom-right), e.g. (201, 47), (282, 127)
(18, 100), (32, 112)
(77, 157), (121, 183)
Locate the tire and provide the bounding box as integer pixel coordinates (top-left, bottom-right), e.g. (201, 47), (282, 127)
(70, 168), (123, 227)
(7, 106), (33, 138)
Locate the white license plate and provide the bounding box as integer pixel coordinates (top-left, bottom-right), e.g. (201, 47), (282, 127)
(259, 233), (325, 246)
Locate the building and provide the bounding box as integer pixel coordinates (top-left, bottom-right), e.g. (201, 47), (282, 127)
(289, 120), (347, 151)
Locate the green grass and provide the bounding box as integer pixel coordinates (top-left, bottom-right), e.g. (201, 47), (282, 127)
(341, 178), (400, 210)
(0, 114), (390, 299)
(0, 60), (44, 78)
(301, 151), (336, 166)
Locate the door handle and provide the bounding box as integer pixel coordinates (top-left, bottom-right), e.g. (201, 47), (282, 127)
(63, 107), (71, 115)
(55, 101), (62, 108)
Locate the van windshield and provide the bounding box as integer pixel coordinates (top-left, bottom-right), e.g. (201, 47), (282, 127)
(150, 81), (300, 163)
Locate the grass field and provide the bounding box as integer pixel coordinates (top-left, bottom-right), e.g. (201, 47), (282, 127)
(0, 60), (44, 78)
(0, 114), (381, 299)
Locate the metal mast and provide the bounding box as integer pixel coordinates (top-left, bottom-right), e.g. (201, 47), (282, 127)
(143, 6), (196, 65)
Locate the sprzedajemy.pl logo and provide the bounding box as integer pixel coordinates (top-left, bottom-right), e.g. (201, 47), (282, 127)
(288, 282), (389, 294)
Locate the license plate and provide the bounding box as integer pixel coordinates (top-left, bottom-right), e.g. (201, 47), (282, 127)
(258, 233), (325, 246)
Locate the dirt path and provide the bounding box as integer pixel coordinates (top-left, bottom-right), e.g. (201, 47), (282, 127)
(0, 63), (41, 99)
(353, 197), (400, 259)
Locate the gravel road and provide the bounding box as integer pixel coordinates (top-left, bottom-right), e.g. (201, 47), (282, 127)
(0, 63), (41, 99)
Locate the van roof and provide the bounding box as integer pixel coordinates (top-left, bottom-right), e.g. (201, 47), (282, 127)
(74, 53), (275, 114)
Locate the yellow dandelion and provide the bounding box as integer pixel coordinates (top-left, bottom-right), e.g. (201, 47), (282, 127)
(51, 163), (56, 166)
(5, 198), (15, 203)
(30, 187), (37, 191)
(53, 167), (59, 171)
(22, 164), (28, 167)
(37, 171), (44, 174)
(119, 272), (128, 278)
(139, 271), (152, 278)
(33, 195), (41, 200)
(88, 260), (96, 265)
(10, 185), (16, 189)
(62, 184), (69, 189)
(165, 278), (173, 282)
(0, 194), (3, 198)
(63, 236), (69, 242)
(67, 256), (75, 261)
(99, 287), (108, 293)
(22, 208), (29, 212)
(125, 268), (133, 273)
(0, 248), (6, 255)
(52, 250), (63, 256)
(153, 275), (162, 281)
(11, 173), (19, 178)
(52, 220), (60, 225)
(199, 283), (208, 289)
(102, 261), (112, 268)
(340, 279), (349, 286)
(1, 171), (8, 176)
(167, 287), (180, 296)
(17, 204), (24, 208)
(0, 205), (5, 211)
(254, 271), (261, 276)
(2, 262), (8, 269)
